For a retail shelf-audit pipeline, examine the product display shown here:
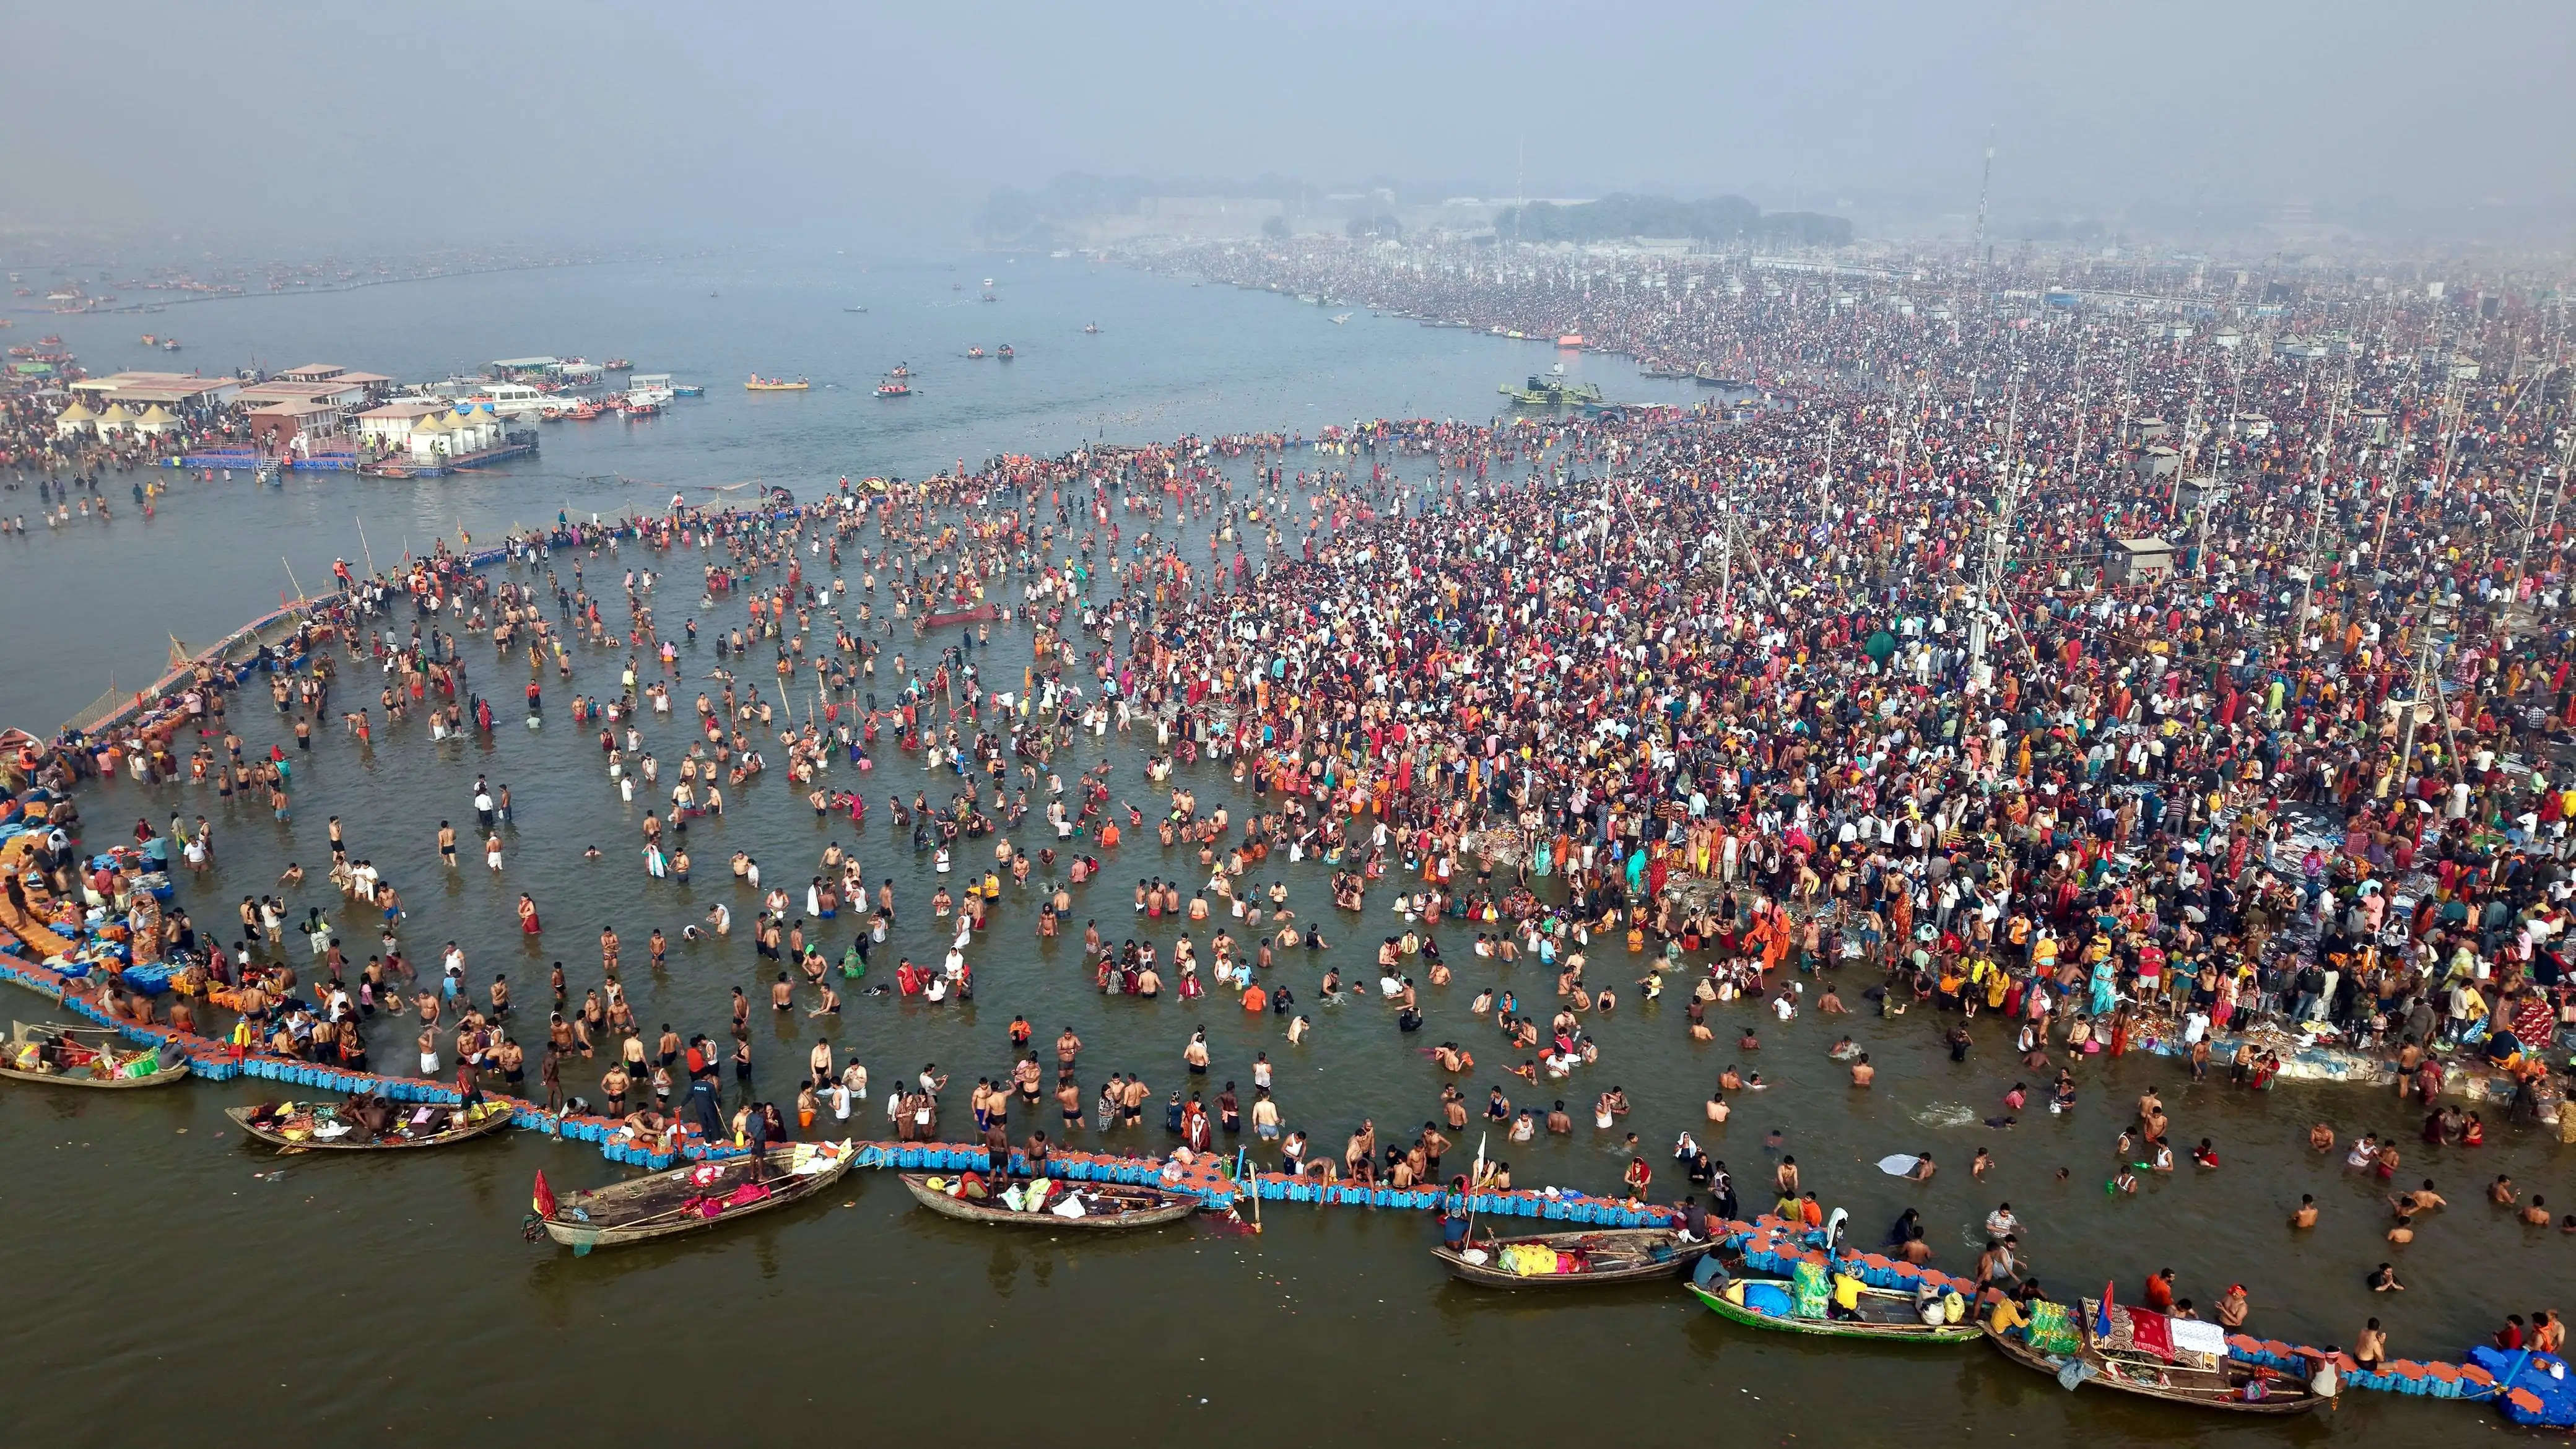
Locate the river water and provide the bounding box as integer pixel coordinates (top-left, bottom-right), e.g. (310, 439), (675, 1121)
(0, 259), (2546, 1447)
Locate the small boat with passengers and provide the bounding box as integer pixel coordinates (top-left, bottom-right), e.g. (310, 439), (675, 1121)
(1983, 1295), (2328, 1416)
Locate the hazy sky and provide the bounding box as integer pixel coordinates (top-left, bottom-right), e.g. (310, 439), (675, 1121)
(6, 0), (2569, 242)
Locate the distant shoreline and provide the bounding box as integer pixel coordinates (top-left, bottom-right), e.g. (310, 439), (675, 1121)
(34, 257), (619, 316)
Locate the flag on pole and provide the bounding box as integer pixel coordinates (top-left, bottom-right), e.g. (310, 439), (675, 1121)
(532, 1170), (557, 1219)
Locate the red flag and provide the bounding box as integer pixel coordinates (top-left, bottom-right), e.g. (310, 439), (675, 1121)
(532, 1170), (557, 1219)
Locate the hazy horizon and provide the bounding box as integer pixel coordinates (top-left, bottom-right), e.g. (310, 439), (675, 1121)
(5, 0), (2572, 248)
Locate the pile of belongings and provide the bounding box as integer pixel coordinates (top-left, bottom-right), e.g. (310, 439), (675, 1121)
(1499, 1243), (1572, 1276)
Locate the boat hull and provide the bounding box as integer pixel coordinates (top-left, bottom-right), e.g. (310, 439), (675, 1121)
(898, 1172), (1198, 1230)
(0, 1058), (188, 1090)
(544, 1146), (855, 1250)
(1435, 1227), (1713, 1288)
(1687, 1281), (1980, 1343)
(225, 1099), (513, 1150)
(1982, 1325), (2325, 1416)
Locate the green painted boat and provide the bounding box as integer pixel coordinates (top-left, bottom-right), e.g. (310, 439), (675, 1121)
(1499, 375), (1605, 408)
(1686, 1255), (1980, 1344)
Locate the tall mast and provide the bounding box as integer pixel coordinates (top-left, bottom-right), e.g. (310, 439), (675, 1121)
(1970, 129), (1996, 274)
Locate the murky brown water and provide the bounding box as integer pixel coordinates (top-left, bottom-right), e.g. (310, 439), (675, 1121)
(0, 263), (2549, 1446)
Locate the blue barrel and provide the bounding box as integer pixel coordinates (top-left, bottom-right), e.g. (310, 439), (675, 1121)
(1542, 1199), (1567, 1219)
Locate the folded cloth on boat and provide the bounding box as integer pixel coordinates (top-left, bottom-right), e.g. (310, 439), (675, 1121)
(2169, 1318), (2228, 1360)
(2123, 1307), (2174, 1360)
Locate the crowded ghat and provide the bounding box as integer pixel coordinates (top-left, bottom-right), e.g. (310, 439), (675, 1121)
(4, 238), (2576, 1427)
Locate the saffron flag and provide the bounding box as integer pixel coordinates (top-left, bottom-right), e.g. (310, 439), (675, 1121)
(532, 1169), (556, 1219)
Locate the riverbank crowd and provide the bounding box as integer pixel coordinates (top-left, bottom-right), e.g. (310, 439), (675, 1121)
(6, 238), (2575, 1374)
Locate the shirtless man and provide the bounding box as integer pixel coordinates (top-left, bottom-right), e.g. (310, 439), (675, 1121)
(1850, 1053), (1876, 1087)
(2389, 1179), (2447, 1222)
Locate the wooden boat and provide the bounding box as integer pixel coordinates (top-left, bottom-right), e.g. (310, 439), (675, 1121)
(1, 1021), (190, 1089)
(225, 1096), (515, 1150)
(921, 602), (999, 631)
(744, 374), (811, 391)
(898, 1171), (1199, 1230)
(539, 1141), (855, 1252)
(1686, 1253), (1980, 1343)
(1435, 1225), (1714, 1288)
(1983, 1302), (2325, 1416)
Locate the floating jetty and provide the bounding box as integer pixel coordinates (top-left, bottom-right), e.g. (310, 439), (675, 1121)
(3, 899), (2569, 1425)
